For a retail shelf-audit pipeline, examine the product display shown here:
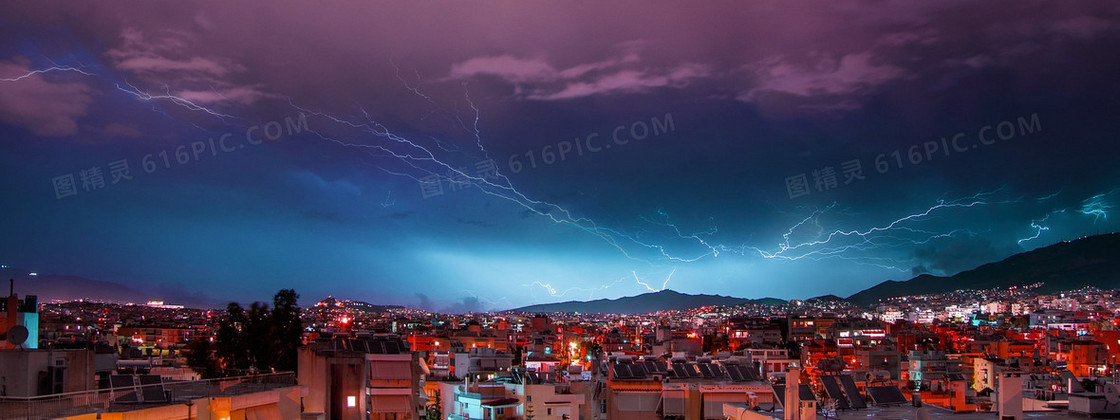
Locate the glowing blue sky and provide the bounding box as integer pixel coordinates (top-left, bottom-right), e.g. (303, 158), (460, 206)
(1, 1), (1118, 311)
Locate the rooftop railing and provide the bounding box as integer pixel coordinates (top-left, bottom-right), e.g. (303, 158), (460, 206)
(0, 372), (295, 420)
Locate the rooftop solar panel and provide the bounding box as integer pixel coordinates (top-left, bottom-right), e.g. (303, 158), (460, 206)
(867, 386), (908, 406)
(698, 364), (714, 378)
(614, 364), (630, 379)
(771, 384), (815, 408)
(110, 375), (139, 403)
(772, 385), (786, 407)
(742, 366), (760, 381)
(672, 364), (688, 378)
(838, 375), (867, 409)
(630, 363), (647, 377)
(728, 366), (744, 381)
(139, 375), (166, 402)
(725, 365), (758, 382)
(799, 385), (816, 402)
(820, 376), (850, 410)
(387, 341), (402, 354)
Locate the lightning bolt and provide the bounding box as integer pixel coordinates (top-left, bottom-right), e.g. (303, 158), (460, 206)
(756, 189), (1013, 258)
(0, 64), (94, 82)
(525, 277), (625, 301)
(114, 81), (237, 121)
(147, 77), (1110, 306)
(0, 59), (240, 127)
(1018, 214), (1052, 245)
(1080, 192), (1113, 222)
(632, 267), (676, 292)
(284, 86), (668, 270)
(380, 190), (396, 208)
(47, 55), (1113, 308)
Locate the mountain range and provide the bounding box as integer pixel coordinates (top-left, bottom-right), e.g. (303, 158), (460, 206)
(508, 233), (1120, 313)
(846, 233), (1120, 305)
(509, 289), (786, 314)
(6, 233), (1117, 312)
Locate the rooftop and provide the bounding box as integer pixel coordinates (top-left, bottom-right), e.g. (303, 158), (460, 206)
(727, 403), (1074, 420)
(0, 373), (295, 419)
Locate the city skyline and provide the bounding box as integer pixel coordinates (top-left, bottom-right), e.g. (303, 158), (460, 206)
(1, 2), (1119, 311)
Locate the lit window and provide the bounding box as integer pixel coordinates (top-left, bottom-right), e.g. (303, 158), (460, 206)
(347, 396), (357, 407)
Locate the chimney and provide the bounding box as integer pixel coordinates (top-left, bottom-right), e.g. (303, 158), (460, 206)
(785, 367), (800, 420)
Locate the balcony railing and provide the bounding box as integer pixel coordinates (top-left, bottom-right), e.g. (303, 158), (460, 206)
(0, 372), (295, 419)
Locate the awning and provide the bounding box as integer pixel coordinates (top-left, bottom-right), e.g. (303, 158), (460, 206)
(482, 398), (521, 407)
(616, 392), (660, 412)
(369, 361), (412, 381)
(663, 390), (687, 416)
(370, 395), (411, 413)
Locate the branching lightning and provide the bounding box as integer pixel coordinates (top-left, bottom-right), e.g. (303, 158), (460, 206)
(525, 277), (625, 301)
(632, 267), (676, 292)
(0, 64), (93, 82)
(1081, 193), (1113, 222)
(52, 54), (1117, 309)
(282, 69), (1111, 304)
(114, 82), (237, 121)
(1018, 214), (1051, 245)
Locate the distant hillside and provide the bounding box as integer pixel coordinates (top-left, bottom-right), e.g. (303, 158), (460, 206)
(0, 268), (219, 308)
(2, 273), (150, 303)
(509, 289), (785, 314)
(848, 233), (1120, 305)
(807, 294), (845, 302)
(317, 296), (405, 313)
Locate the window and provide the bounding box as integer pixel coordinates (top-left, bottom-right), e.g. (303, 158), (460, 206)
(547, 408), (552, 415)
(347, 396), (357, 408)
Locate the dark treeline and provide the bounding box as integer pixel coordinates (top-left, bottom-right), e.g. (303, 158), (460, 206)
(187, 289), (301, 378)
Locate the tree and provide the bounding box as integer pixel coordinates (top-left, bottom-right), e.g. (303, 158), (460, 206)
(271, 289), (302, 372)
(511, 344), (523, 366)
(216, 302), (250, 373)
(426, 390), (442, 420)
(782, 340), (802, 359)
(703, 332), (729, 353)
(246, 301), (273, 372)
(816, 357), (845, 375)
(587, 342), (602, 361)
(211, 290), (303, 376)
(186, 337), (220, 378)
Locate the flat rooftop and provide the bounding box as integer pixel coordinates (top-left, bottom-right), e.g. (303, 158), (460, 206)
(734, 405), (1076, 420)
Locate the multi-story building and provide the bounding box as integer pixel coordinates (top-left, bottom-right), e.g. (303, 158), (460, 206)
(605, 358), (664, 420)
(0, 286), (38, 350)
(661, 361), (771, 420)
(1054, 339), (1107, 377)
(461, 346), (513, 379)
(299, 335), (425, 419)
(908, 350), (963, 390)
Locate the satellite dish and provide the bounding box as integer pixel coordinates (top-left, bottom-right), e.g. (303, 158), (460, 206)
(7, 325), (28, 348)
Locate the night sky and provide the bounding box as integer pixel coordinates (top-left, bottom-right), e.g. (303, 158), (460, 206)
(1, 2), (1118, 311)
